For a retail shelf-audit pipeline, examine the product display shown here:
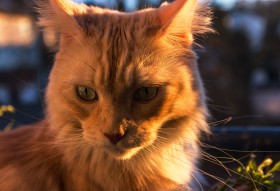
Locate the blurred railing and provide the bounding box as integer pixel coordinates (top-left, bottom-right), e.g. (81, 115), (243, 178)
(209, 126), (280, 150)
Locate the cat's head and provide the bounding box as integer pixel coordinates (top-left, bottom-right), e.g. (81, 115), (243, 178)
(40, 0), (212, 160)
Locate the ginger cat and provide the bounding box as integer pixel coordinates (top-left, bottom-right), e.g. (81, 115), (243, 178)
(0, 0), (212, 190)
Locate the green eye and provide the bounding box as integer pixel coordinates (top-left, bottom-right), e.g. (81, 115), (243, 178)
(133, 87), (158, 102)
(76, 86), (98, 101)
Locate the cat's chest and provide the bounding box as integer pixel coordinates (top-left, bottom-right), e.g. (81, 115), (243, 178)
(66, 150), (192, 191)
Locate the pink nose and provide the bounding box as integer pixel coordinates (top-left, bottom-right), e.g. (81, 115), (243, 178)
(104, 132), (125, 144)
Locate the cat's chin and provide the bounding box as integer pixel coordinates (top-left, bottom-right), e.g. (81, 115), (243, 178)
(105, 146), (141, 160)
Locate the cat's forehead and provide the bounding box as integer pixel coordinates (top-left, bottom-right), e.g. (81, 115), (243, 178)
(72, 37), (172, 97)
(73, 11), (163, 91)
(75, 8), (159, 39)
(90, 46), (167, 94)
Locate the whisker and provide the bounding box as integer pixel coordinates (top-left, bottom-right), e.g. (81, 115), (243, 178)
(200, 142), (260, 190)
(14, 107), (43, 121)
(208, 117), (232, 126)
(189, 172), (205, 191)
(147, 142), (237, 191)
(154, 137), (270, 189)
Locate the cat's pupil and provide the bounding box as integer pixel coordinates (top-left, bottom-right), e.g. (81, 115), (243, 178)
(133, 87), (158, 102)
(76, 86), (98, 101)
(145, 88), (148, 95)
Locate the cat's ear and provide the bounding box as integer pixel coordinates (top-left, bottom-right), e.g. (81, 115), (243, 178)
(38, 0), (86, 41)
(156, 0), (212, 42)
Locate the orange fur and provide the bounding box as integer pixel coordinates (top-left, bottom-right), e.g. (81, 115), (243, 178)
(0, 0), (212, 190)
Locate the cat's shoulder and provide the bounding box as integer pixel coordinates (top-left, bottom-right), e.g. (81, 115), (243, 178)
(0, 120), (49, 142)
(0, 120), (55, 163)
(0, 120), (63, 191)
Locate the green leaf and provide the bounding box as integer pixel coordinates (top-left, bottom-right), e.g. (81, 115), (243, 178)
(0, 105), (15, 116)
(237, 167), (242, 173)
(264, 180), (273, 185)
(0, 105), (15, 130)
(247, 155), (257, 172)
(267, 162), (280, 175)
(3, 120), (14, 132)
(258, 158), (273, 175)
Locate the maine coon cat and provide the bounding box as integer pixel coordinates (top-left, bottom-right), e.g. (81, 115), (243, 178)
(0, 0), (212, 190)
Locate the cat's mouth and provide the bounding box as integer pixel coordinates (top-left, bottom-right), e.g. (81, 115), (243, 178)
(104, 145), (141, 160)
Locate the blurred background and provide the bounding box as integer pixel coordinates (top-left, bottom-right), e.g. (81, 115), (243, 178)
(0, 0), (280, 188)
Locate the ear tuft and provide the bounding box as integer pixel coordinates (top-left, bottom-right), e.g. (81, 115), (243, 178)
(157, 0), (213, 41)
(36, 0), (86, 38)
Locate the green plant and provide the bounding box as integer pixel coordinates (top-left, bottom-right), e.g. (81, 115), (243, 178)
(0, 105), (14, 116)
(212, 155), (280, 191)
(0, 105), (15, 131)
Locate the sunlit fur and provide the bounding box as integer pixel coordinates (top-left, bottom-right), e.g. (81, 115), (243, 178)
(0, 0), (212, 190)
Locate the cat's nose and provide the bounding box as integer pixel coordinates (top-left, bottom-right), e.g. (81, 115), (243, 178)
(104, 132), (125, 145)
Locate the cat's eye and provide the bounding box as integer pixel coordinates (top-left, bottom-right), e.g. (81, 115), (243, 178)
(76, 86), (98, 102)
(133, 87), (158, 102)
